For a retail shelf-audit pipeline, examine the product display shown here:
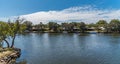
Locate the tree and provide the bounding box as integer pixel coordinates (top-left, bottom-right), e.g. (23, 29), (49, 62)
(68, 23), (74, 32)
(0, 18), (26, 48)
(96, 20), (108, 32)
(96, 20), (107, 27)
(23, 21), (32, 31)
(61, 22), (69, 31)
(38, 22), (45, 32)
(109, 19), (120, 32)
(80, 22), (86, 33)
(48, 22), (59, 32)
(0, 21), (10, 47)
(10, 18), (26, 48)
(87, 23), (96, 28)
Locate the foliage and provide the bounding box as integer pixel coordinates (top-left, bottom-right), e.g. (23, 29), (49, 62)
(0, 18), (26, 48)
(0, 21), (10, 47)
(96, 20), (107, 27)
(48, 22), (59, 32)
(23, 21), (32, 31)
(1, 19), (120, 47)
(24, 19), (120, 33)
(109, 19), (120, 32)
(80, 22), (86, 33)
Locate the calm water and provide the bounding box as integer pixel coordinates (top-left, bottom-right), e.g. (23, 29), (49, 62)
(14, 33), (120, 64)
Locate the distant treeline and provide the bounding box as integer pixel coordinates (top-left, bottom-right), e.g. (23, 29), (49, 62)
(23, 19), (120, 33)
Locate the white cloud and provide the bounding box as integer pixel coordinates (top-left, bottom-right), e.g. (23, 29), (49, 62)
(0, 17), (9, 22)
(0, 16), (18, 22)
(2, 6), (120, 24)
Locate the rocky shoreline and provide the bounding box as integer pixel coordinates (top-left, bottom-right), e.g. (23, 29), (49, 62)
(0, 48), (21, 64)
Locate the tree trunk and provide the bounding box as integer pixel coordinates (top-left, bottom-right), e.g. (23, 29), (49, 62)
(11, 35), (16, 48)
(4, 39), (10, 48)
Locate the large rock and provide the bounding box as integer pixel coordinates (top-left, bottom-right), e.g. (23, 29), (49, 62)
(0, 48), (21, 64)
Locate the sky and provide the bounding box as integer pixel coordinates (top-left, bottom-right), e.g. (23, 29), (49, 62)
(0, 0), (120, 24)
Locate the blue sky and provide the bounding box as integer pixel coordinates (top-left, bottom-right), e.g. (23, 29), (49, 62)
(0, 0), (120, 17)
(0, 0), (120, 24)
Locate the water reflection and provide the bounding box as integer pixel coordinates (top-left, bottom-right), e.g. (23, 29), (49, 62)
(16, 60), (27, 64)
(15, 33), (120, 64)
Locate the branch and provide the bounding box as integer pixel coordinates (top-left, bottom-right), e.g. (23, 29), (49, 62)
(4, 39), (10, 48)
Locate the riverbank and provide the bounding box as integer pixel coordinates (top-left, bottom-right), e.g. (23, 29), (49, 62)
(25, 30), (120, 34)
(0, 48), (21, 64)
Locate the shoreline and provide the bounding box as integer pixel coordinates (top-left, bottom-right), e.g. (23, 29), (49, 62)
(0, 48), (21, 64)
(24, 31), (120, 34)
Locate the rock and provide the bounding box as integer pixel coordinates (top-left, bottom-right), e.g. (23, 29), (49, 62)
(0, 48), (21, 64)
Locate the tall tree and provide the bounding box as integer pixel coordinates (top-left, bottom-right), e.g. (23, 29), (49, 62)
(10, 18), (26, 48)
(0, 18), (26, 48)
(61, 22), (69, 31)
(96, 20), (108, 32)
(48, 22), (59, 32)
(38, 22), (45, 32)
(23, 21), (32, 31)
(0, 21), (10, 47)
(109, 19), (120, 32)
(96, 20), (107, 27)
(80, 22), (86, 33)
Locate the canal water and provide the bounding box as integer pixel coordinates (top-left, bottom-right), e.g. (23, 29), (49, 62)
(14, 33), (120, 64)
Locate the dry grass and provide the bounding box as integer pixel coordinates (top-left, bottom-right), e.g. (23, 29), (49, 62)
(0, 49), (14, 58)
